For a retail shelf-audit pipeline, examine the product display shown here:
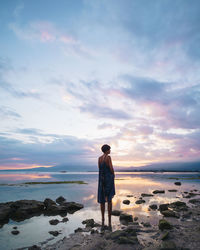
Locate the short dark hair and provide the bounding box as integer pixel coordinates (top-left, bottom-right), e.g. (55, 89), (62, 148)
(101, 144), (111, 153)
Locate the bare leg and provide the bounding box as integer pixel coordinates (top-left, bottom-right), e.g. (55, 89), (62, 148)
(100, 203), (105, 226)
(108, 201), (112, 227)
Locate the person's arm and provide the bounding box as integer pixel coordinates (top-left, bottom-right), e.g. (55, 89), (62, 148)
(98, 157), (100, 169)
(107, 156), (115, 176)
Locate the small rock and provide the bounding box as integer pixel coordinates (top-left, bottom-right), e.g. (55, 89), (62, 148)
(62, 217), (69, 222)
(159, 204), (169, 211)
(13, 226), (17, 229)
(161, 210), (178, 218)
(74, 227), (84, 233)
(44, 198), (56, 209)
(48, 231), (60, 236)
(127, 195), (133, 197)
(141, 193), (154, 197)
(82, 219), (95, 227)
(111, 210), (122, 216)
(159, 219), (172, 231)
(11, 230), (20, 235)
(174, 182), (181, 186)
(119, 213), (133, 224)
(123, 200), (130, 205)
(49, 219), (60, 225)
(135, 199), (145, 204)
(189, 199), (200, 205)
(163, 219), (173, 230)
(153, 190), (165, 194)
(56, 196), (66, 205)
(134, 216), (138, 221)
(28, 245), (41, 250)
(143, 222), (151, 227)
(160, 240), (176, 249)
(118, 236), (138, 244)
(168, 189), (177, 192)
(149, 204), (158, 210)
(161, 231), (169, 241)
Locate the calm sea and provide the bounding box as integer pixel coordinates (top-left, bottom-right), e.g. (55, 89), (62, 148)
(0, 171), (200, 250)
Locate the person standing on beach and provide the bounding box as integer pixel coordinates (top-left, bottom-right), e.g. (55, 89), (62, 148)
(97, 144), (115, 230)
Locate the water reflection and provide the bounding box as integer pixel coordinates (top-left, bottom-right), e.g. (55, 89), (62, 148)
(0, 173), (51, 182)
(0, 172), (200, 250)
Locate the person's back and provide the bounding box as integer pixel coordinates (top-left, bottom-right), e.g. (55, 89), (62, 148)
(97, 144), (115, 230)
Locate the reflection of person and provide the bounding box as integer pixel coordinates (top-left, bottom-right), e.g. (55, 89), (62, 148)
(97, 144), (115, 230)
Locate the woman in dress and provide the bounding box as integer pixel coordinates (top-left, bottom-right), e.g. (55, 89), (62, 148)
(97, 144), (115, 230)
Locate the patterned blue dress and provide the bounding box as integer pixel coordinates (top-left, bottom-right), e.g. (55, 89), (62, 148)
(97, 160), (115, 203)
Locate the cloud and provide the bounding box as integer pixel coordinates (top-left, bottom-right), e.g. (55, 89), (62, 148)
(0, 106), (21, 119)
(0, 132), (99, 170)
(0, 57), (41, 99)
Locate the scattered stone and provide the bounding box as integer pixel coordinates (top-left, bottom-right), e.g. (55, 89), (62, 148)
(189, 199), (200, 205)
(149, 204), (158, 210)
(153, 190), (165, 194)
(159, 219), (172, 230)
(74, 227), (84, 233)
(161, 231), (169, 241)
(134, 216), (138, 221)
(143, 222), (151, 227)
(168, 189), (177, 192)
(111, 210), (121, 216)
(174, 182), (181, 186)
(159, 204), (169, 211)
(169, 201), (187, 211)
(62, 217), (69, 223)
(48, 231), (60, 236)
(118, 236), (138, 244)
(127, 195), (133, 197)
(159, 240), (176, 249)
(49, 219), (60, 225)
(13, 226), (17, 229)
(56, 196), (66, 205)
(123, 199), (130, 205)
(11, 230), (20, 235)
(62, 202), (84, 213)
(135, 199), (145, 204)
(161, 210), (178, 218)
(119, 213), (133, 224)
(28, 245), (41, 250)
(82, 219), (95, 228)
(44, 198), (57, 209)
(141, 193), (154, 197)
(91, 229), (99, 234)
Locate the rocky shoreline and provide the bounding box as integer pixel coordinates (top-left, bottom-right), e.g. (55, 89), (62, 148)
(1, 186), (200, 250)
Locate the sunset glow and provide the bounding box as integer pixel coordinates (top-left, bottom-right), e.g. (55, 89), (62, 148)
(0, 1), (200, 171)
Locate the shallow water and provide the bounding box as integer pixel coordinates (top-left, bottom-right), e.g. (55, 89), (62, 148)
(0, 171), (200, 250)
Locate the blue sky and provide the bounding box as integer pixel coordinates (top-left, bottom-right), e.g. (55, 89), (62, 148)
(0, 0), (200, 170)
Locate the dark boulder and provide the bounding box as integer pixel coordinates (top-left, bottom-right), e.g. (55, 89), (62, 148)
(111, 210), (122, 216)
(82, 219), (95, 228)
(159, 204), (169, 212)
(123, 200), (130, 205)
(119, 213), (133, 224)
(62, 202), (84, 213)
(49, 219), (60, 225)
(11, 230), (20, 235)
(168, 189), (177, 192)
(56, 196), (66, 205)
(141, 193), (154, 197)
(135, 199), (145, 204)
(159, 219), (172, 231)
(174, 182), (181, 186)
(48, 231), (60, 236)
(153, 190), (165, 194)
(149, 204), (158, 210)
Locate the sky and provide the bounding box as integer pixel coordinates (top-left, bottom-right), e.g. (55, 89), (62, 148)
(0, 0), (200, 170)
